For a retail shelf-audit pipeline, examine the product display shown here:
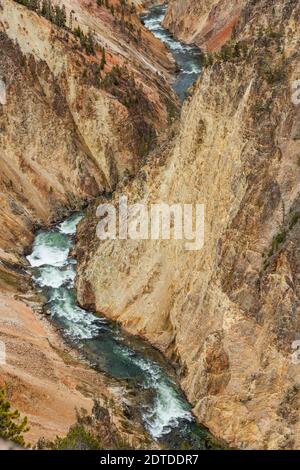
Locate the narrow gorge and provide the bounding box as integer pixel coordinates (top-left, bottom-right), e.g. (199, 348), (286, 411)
(0, 0), (300, 453)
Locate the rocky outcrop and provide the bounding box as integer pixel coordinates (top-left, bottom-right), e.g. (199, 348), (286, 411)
(163, 0), (245, 52)
(76, 0), (300, 449)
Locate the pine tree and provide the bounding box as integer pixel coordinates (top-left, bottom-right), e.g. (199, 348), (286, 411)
(0, 389), (29, 447)
(54, 4), (66, 28)
(28, 0), (40, 12)
(100, 47), (106, 70)
(85, 31), (95, 55)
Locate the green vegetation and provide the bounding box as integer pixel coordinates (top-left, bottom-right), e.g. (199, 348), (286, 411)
(259, 58), (287, 85)
(97, 0), (141, 44)
(36, 400), (133, 450)
(15, 0), (67, 28)
(100, 47), (106, 70)
(13, 0), (96, 55)
(262, 231), (286, 269)
(256, 24), (286, 85)
(97, 0), (111, 7)
(257, 25), (284, 42)
(289, 212), (300, 230)
(73, 26), (95, 55)
(101, 65), (156, 156)
(0, 389), (29, 447)
(13, 0), (142, 58)
(39, 423), (102, 450)
(203, 24), (284, 74)
(101, 65), (146, 107)
(263, 210), (300, 270)
(202, 40), (249, 67)
(13, 0), (156, 158)
(251, 100), (271, 116)
(271, 231), (286, 254)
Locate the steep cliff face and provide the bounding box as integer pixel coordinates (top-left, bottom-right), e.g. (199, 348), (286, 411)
(77, 0), (300, 449)
(163, 0), (245, 52)
(0, 0), (176, 443)
(0, 0), (177, 271)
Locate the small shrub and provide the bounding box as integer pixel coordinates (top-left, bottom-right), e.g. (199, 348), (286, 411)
(37, 400), (136, 450)
(272, 231), (286, 252)
(260, 58), (287, 85)
(289, 213), (300, 230)
(203, 40), (249, 67)
(46, 424), (102, 450)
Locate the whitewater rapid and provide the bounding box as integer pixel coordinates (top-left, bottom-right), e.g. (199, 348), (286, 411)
(27, 214), (197, 441)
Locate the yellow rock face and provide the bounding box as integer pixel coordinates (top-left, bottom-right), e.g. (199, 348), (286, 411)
(0, 0), (176, 444)
(76, 0), (300, 449)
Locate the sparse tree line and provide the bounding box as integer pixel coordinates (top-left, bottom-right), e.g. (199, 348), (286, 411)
(203, 25), (284, 68)
(13, 0), (153, 154)
(13, 0), (98, 55)
(97, 0), (142, 45)
(97, 0), (137, 18)
(13, 0), (148, 106)
(0, 388), (137, 449)
(14, 0), (67, 28)
(16, 0), (140, 39)
(13, 0), (142, 57)
(202, 40), (250, 67)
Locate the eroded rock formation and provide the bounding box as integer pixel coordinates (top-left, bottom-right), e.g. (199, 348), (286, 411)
(0, 0), (176, 444)
(0, 0), (177, 267)
(77, 0), (300, 449)
(164, 0), (245, 52)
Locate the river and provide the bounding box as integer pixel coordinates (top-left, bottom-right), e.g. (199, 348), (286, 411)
(27, 4), (219, 451)
(141, 4), (202, 102)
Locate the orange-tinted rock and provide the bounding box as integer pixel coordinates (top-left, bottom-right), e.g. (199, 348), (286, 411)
(164, 0), (244, 52)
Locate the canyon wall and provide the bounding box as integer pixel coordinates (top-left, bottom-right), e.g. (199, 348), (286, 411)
(164, 0), (245, 52)
(134, 0), (165, 11)
(77, 0), (300, 449)
(0, 0), (176, 271)
(0, 0), (176, 444)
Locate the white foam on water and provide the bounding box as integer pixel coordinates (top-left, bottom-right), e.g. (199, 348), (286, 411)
(28, 211), (194, 441)
(143, 17), (164, 29)
(50, 288), (102, 340)
(27, 241), (70, 267)
(124, 351), (194, 439)
(145, 377), (193, 438)
(34, 264), (76, 288)
(183, 65), (202, 75)
(166, 41), (188, 52)
(59, 213), (83, 235)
